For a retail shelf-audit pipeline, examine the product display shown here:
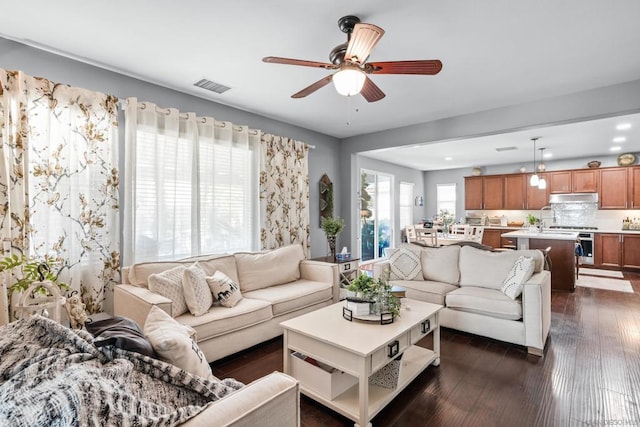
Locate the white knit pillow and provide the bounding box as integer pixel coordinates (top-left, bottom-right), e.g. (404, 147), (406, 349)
(206, 271), (243, 308)
(388, 246), (422, 280)
(148, 265), (188, 317)
(143, 306), (214, 380)
(182, 262), (213, 316)
(501, 256), (535, 299)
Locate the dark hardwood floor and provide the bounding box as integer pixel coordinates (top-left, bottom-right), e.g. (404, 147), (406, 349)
(212, 272), (640, 426)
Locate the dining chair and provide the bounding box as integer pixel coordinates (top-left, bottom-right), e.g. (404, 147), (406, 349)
(415, 225), (439, 247)
(405, 225), (418, 243)
(450, 224), (469, 238)
(467, 226), (485, 243)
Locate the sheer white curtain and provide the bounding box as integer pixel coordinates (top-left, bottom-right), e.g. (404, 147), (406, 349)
(123, 98), (260, 265)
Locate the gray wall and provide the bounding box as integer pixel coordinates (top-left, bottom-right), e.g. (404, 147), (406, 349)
(0, 38), (340, 258)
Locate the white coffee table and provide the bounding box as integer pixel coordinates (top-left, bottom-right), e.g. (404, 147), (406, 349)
(280, 298), (442, 427)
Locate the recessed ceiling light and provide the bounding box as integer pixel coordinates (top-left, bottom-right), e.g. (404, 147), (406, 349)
(543, 152), (552, 159)
(610, 146), (622, 151)
(616, 123), (632, 131)
(613, 136), (626, 143)
(444, 156), (453, 161)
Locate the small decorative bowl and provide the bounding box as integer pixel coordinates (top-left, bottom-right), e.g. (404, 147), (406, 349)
(588, 160), (601, 168)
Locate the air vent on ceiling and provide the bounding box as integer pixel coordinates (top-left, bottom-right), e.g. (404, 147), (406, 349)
(193, 78), (231, 94)
(495, 146), (518, 152)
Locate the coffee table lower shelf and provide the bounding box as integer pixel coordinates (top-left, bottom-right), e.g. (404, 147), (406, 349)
(298, 345), (437, 424)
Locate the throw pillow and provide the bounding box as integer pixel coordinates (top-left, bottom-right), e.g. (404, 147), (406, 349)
(148, 265), (189, 317)
(182, 262), (213, 316)
(143, 305), (214, 380)
(388, 245), (423, 280)
(86, 316), (156, 358)
(206, 270), (243, 308)
(501, 256), (536, 299)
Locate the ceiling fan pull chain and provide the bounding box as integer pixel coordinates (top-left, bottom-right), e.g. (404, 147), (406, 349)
(346, 95), (352, 126)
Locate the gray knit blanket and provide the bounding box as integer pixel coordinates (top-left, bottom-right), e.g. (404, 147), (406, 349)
(0, 316), (243, 426)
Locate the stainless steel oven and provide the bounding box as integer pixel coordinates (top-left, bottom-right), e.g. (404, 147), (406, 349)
(578, 232), (594, 265)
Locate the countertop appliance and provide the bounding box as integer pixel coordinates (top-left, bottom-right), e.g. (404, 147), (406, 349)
(465, 212), (487, 226)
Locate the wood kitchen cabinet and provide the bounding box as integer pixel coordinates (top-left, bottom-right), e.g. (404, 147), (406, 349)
(464, 176), (483, 210)
(482, 228), (519, 249)
(504, 174), (526, 209)
(483, 176), (504, 209)
(572, 169), (598, 193)
(629, 166), (640, 209)
(549, 171), (572, 194)
(599, 168), (628, 209)
(594, 233), (640, 269)
(525, 172), (550, 209)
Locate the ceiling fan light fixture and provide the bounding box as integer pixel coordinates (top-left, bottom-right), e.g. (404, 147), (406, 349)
(333, 67), (366, 96)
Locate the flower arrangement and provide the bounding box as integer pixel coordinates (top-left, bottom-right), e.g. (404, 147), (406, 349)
(347, 271), (400, 318)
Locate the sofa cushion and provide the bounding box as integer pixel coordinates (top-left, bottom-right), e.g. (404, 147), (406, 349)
(128, 253), (234, 287)
(501, 256), (536, 299)
(235, 244), (304, 292)
(243, 279), (332, 316)
(446, 286), (522, 320)
(389, 279), (458, 306)
(207, 271), (243, 308)
(420, 245), (461, 285)
(143, 306), (214, 380)
(189, 254), (240, 285)
(177, 297), (273, 341)
(387, 245), (422, 280)
(458, 246), (543, 290)
(148, 266), (189, 317)
(182, 263), (214, 316)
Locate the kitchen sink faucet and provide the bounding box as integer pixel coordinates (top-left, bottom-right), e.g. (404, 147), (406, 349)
(539, 205), (553, 230)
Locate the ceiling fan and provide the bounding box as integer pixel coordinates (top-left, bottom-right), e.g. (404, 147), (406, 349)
(262, 15), (443, 102)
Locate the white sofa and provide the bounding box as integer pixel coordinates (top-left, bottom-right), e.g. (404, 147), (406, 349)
(373, 244), (551, 355)
(114, 244), (339, 362)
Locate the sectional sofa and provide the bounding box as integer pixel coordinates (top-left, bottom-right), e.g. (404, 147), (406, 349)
(373, 244), (551, 355)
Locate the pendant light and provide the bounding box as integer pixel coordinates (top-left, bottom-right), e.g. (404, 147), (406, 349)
(537, 147), (547, 189)
(529, 137), (540, 187)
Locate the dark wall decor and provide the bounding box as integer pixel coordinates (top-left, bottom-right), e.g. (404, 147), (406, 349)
(319, 173), (334, 225)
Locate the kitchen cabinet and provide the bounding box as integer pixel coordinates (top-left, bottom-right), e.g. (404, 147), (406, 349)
(549, 171), (572, 194)
(464, 176), (483, 210)
(525, 172), (550, 209)
(572, 169), (598, 193)
(483, 176), (504, 209)
(629, 166), (640, 209)
(482, 228), (519, 249)
(594, 233), (640, 269)
(504, 174), (526, 209)
(599, 168), (628, 209)
(464, 176), (504, 210)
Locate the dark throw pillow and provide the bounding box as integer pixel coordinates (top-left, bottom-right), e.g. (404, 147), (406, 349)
(86, 316), (156, 358)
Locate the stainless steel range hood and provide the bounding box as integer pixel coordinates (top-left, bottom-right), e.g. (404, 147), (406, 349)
(549, 193), (599, 204)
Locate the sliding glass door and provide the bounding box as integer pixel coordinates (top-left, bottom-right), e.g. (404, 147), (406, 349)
(360, 170), (393, 262)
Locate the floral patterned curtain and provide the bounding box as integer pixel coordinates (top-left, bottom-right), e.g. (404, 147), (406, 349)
(259, 134), (310, 256)
(0, 68), (119, 324)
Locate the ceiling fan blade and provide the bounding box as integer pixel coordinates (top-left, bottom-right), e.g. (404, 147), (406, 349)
(367, 60), (443, 75)
(345, 23), (385, 64)
(262, 56), (336, 70)
(292, 75), (334, 98)
(360, 77), (385, 102)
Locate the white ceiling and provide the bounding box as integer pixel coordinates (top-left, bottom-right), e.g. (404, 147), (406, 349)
(3, 0), (640, 169)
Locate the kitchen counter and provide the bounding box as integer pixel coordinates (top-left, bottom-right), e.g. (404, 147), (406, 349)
(501, 230), (577, 292)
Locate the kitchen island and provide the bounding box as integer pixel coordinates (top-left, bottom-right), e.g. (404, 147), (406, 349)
(501, 230), (579, 292)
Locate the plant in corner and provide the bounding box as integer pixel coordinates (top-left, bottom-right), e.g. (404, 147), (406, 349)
(321, 216), (344, 260)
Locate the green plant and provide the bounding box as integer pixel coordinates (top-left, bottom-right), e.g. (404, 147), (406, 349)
(526, 214), (539, 225)
(0, 254), (69, 295)
(321, 216), (344, 237)
(347, 272), (401, 317)
(347, 273), (375, 296)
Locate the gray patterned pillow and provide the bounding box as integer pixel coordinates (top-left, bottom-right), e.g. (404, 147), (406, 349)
(206, 271), (243, 308)
(501, 256), (535, 299)
(182, 262), (214, 316)
(148, 266), (188, 317)
(388, 246), (423, 280)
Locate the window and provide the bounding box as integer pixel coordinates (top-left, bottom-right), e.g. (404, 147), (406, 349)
(131, 126), (259, 263)
(399, 182), (414, 229)
(437, 183), (457, 217)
